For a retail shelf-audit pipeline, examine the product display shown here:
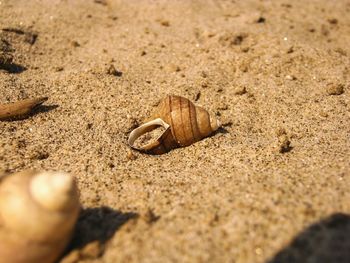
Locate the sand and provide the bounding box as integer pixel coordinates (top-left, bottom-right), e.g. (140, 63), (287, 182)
(0, 0), (350, 262)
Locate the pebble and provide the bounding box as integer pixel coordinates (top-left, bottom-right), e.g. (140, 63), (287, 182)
(326, 83), (344, 95)
(233, 86), (247, 95)
(285, 75), (296, 81)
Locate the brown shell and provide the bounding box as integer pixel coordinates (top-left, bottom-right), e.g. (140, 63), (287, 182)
(0, 97), (48, 121)
(0, 170), (80, 263)
(128, 95), (220, 154)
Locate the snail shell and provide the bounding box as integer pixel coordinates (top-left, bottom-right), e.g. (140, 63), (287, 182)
(0, 170), (80, 263)
(128, 95), (220, 154)
(0, 97), (48, 121)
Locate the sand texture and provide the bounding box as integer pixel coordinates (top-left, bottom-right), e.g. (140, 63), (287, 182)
(1, 0), (350, 262)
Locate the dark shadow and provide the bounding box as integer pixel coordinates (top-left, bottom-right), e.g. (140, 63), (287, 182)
(280, 144), (293, 153)
(217, 126), (230, 134)
(65, 206), (138, 253)
(216, 121), (232, 135)
(2, 27), (38, 45)
(2, 27), (26, 34)
(268, 213), (350, 263)
(0, 63), (27, 73)
(31, 104), (59, 115)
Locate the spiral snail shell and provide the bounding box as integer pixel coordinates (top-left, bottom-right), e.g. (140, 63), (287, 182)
(128, 95), (220, 154)
(0, 170), (80, 263)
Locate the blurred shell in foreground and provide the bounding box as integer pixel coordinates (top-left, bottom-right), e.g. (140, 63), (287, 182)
(0, 170), (80, 263)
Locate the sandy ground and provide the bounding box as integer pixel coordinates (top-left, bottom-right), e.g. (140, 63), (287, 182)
(1, 0), (350, 262)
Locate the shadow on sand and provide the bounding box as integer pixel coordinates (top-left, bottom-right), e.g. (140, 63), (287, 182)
(0, 63), (27, 73)
(268, 213), (350, 263)
(66, 206), (138, 252)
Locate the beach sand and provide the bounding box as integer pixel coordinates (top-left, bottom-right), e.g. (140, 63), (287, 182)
(1, 0), (350, 262)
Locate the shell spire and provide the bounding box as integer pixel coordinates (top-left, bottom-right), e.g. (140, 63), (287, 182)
(30, 171), (77, 211)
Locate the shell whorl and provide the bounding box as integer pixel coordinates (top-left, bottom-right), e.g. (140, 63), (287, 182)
(128, 95), (220, 154)
(30, 171), (77, 212)
(0, 170), (80, 240)
(0, 170), (80, 263)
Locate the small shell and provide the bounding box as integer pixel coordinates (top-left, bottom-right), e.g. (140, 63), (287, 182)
(128, 95), (220, 154)
(0, 170), (80, 263)
(0, 97), (48, 121)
